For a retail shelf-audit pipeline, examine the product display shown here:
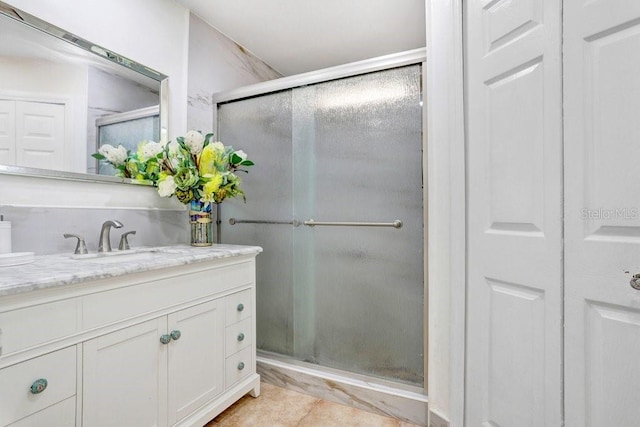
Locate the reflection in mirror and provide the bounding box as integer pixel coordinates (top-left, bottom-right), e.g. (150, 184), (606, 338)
(0, 1), (168, 183)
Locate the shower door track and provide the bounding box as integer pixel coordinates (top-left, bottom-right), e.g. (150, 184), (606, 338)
(212, 48), (426, 105)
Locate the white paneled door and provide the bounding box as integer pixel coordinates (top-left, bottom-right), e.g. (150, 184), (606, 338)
(15, 100), (65, 170)
(564, 0), (640, 425)
(465, 0), (563, 425)
(0, 100), (15, 166)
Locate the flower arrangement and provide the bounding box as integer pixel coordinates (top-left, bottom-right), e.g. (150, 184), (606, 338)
(93, 130), (254, 205)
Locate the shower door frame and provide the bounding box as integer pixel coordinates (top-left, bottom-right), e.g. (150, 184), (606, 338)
(212, 47), (428, 393)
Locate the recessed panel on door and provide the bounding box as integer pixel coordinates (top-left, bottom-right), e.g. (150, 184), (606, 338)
(0, 99), (15, 165)
(564, 1), (640, 424)
(466, 0), (562, 425)
(15, 100), (65, 170)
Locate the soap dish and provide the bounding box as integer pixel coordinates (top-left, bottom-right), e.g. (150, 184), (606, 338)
(0, 252), (35, 267)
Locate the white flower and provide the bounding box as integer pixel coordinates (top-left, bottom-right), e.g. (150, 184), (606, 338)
(157, 175), (176, 197)
(184, 130), (205, 155)
(211, 141), (225, 153)
(139, 141), (163, 161)
(234, 150), (247, 161)
(167, 141), (180, 155)
(99, 144), (128, 166)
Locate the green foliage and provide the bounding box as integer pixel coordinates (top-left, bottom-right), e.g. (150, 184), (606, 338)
(92, 131), (254, 206)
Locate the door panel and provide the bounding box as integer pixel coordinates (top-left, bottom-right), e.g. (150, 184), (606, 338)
(0, 100), (15, 165)
(564, 0), (640, 425)
(15, 100), (65, 170)
(167, 300), (224, 425)
(465, 0), (563, 425)
(83, 318), (167, 427)
(217, 90), (295, 356)
(292, 68), (424, 384)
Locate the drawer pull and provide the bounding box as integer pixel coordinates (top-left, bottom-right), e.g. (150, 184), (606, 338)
(237, 333), (245, 342)
(170, 330), (181, 341)
(30, 378), (48, 394)
(237, 362), (245, 371)
(160, 334), (172, 345)
(237, 303), (244, 312)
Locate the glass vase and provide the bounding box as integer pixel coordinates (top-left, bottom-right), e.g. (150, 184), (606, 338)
(189, 200), (213, 246)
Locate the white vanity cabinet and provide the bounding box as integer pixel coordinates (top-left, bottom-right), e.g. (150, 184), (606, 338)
(0, 249), (261, 427)
(83, 318), (169, 426)
(83, 300), (225, 426)
(0, 346), (77, 426)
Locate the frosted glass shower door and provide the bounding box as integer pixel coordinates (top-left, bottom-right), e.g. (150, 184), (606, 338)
(217, 90), (295, 356)
(218, 65), (424, 387)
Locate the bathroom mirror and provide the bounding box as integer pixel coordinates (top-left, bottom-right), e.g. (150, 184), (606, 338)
(0, 1), (168, 184)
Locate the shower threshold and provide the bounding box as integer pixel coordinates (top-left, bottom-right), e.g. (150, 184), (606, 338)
(256, 351), (428, 426)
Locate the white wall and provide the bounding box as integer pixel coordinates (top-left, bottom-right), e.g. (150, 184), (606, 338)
(187, 12), (282, 132)
(0, 174), (187, 254)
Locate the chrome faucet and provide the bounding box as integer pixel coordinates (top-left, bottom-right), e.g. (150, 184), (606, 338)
(98, 220), (123, 252)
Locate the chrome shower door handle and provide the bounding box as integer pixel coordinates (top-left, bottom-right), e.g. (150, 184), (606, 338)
(228, 218), (300, 227)
(303, 219), (403, 229)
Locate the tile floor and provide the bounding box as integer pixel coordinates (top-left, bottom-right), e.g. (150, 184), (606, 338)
(206, 382), (421, 427)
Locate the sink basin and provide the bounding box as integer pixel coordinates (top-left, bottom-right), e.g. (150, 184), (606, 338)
(71, 248), (183, 264)
(77, 251), (159, 264)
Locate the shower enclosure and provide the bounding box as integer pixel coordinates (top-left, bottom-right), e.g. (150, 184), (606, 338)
(214, 54), (425, 390)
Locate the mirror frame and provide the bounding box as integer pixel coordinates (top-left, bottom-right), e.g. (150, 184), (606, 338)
(0, 1), (168, 185)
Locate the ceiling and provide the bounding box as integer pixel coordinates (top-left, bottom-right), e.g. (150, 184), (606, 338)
(175, 0), (426, 76)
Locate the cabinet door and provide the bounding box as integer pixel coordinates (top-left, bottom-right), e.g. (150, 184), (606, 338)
(167, 300), (224, 425)
(83, 318), (167, 427)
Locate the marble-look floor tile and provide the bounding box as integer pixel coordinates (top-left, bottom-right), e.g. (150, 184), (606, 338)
(208, 383), (319, 427)
(257, 358), (428, 426)
(298, 400), (402, 427)
(207, 382), (422, 427)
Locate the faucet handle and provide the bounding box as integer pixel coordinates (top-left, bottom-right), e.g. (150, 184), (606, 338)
(118, 231), (136, 250)
(64, 233), (88, 255)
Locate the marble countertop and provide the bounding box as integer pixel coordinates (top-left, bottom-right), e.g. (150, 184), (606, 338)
(0, 244), (262, 297)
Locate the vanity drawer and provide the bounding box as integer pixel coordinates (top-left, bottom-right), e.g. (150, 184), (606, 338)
(8, 396), (75, 427)
(83, 261), (252, 329)
(225, 346), (252, 388)
(0, 298), (78, 357)
(0, 346), (76, 426)
(225, 289), (251, 326)
(225, 317), (252, 357)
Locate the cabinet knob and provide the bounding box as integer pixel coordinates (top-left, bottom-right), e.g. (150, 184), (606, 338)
(30, 378), (48, 394)
(170, 330), (181, 341)
(237, 362), (245, 371)
(631, 273), (640, 290)
(160, 334), (172, 345)
(237, 303), (244, 312)
(237, 333), (245, 342)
